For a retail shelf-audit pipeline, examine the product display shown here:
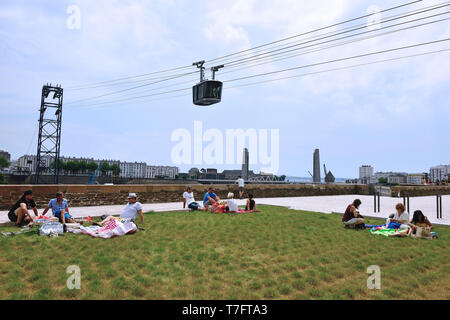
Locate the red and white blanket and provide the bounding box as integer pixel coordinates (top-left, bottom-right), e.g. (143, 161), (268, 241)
(78, 219), (137, 239)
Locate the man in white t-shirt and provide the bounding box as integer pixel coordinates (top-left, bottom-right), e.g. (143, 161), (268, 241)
(183, 186), (204, 211)
(98, 193), (144, 225)
(235, 176), (245, 199)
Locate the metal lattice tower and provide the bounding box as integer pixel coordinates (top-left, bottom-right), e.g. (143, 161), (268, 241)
(35, 84), (63, 184)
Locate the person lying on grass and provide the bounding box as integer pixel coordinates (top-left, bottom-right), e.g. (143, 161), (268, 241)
(41, 192), (75, 224)
(342, 199), (365, 229)
(245, 193), (256, 211)
(203, 187), (220, 211)
(183, 186), (205, 211)
(8, 190), (38, 227)
(97, 193), (144, 226)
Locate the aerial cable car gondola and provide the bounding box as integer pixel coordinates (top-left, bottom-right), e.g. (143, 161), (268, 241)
(192, 60), (224, 106)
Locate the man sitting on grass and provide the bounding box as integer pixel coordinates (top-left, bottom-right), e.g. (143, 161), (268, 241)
(41, 192), (75, 224)
(342, 199), (365, 229)
(203, 187), (220, 211)
(8, 190), (38, 227)
(97, 193), (144, 225)
(183, 186), (205, 211)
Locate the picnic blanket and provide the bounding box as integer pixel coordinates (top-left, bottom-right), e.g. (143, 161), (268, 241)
(77, 218), (137, 239)
(370, 228), (403, 237)
(237, 209), (260, 214)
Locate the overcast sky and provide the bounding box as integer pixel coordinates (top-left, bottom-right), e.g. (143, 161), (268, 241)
(1, 0), (449, 178)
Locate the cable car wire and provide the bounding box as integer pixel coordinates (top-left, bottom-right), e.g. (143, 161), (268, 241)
(204, 0), (424, 64)
(68, 10), (449, 105)
(67, 64), (194, 90)
(71, 47), (450, 110)
(225, 48), (450, 90)
(67, 7), (449, 105)
(71, 38), (450, 108)
(65, 71), (198, 105)
(216, 4), (450, 69)
(203, 1), (448, 68)
(65, 0), (423, 90)
(222, 38), (450, 83)
(220, 13), (450, 74)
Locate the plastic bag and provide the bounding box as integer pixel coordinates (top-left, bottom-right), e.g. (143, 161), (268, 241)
(39, 221), (64, 236)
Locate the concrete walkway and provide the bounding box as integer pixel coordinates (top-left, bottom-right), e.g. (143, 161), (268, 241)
(1, 195), (448, 226)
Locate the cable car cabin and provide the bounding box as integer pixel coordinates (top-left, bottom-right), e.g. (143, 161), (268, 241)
(192, 80), (223, 106)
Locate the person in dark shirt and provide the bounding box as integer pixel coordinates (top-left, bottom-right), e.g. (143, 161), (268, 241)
(245, 193), (256, 211)
(342, 199), (364, 228)
(8, 190), (38, 226)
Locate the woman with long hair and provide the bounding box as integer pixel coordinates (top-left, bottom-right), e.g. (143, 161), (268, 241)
(342, 199), (364, 229)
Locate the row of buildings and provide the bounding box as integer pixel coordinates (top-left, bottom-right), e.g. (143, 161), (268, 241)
(12, 154), (178, 179)
(359, 165), (450, 185)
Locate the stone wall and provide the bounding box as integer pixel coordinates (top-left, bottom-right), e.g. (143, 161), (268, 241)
(1, 183), (447, 211)
(0, 184), (370, 210)
(390, 185), (450, 197)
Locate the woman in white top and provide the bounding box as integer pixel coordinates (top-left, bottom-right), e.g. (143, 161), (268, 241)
(226, 192), (239, 212)
(386, 203), (410, 229)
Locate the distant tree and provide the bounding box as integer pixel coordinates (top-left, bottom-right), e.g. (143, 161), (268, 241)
(99, 162), (111, 176)
(78, 160), (88, 174)
(378, 178), (388, 184)
(50, 159), (66, 173)
(65, 160), (79, 174)
(0, 156), (10, 170)
(110, 164), (121, 177)
(87, 161), (98, 172)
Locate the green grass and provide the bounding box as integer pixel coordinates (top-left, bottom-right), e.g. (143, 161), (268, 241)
(0, 205), (449, 300)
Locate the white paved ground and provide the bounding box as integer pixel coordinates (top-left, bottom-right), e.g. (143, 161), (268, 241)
(1, 195), (448, 225)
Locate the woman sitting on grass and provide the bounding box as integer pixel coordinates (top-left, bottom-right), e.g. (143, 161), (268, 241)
(245, 193), (256, 211)
(409, 210), (433, 237)
(342, 199), (365, 229)
(226, 192), (238, 213)
(389, 210), (434, 238)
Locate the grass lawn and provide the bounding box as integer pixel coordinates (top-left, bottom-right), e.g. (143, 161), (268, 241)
(0, 205), (449, 300)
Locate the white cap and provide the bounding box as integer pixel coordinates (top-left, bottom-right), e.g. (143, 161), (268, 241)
(128, 193), (137, 199)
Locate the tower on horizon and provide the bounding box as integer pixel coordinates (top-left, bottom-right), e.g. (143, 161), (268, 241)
(241, 148), (249, 180)
(313, 149), (321, 183)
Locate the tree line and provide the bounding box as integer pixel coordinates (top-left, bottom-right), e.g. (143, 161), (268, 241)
(50, 160), (121, 176)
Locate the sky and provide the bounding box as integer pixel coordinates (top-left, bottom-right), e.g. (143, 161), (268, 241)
(0, 0), (449, 178)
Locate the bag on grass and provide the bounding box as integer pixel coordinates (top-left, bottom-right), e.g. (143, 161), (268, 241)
(39, 221), (64, 236)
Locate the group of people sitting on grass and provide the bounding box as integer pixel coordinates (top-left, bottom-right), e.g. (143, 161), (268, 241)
(342, 198), (434, 237)
(7, 190), (144, 227)
(7, 186), (253, 228)
(182, 186), (256, 213)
